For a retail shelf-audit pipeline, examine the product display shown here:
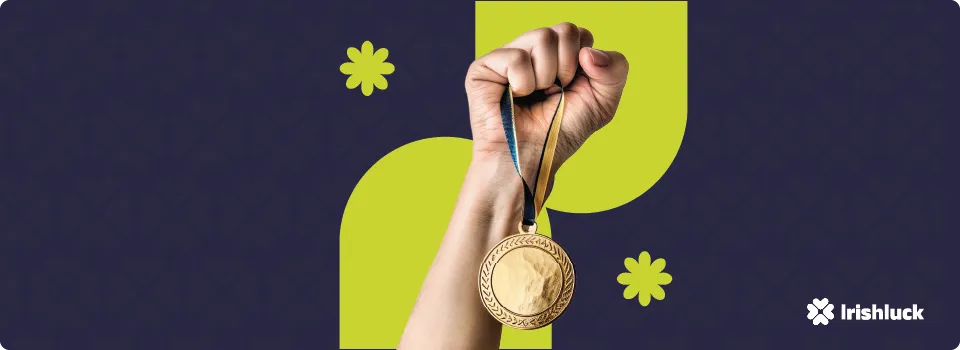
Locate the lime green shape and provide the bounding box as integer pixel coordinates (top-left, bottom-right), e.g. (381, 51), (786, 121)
(339, 137), (553, 349)
(477, 1), (688, 214)
(616, 251), (673, 306)
(340, 41), (395, 96)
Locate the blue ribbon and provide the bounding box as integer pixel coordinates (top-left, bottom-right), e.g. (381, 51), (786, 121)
(499, 78), (565, 227)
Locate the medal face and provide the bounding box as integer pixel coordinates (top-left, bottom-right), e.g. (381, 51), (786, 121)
(478, 233), (575, 329)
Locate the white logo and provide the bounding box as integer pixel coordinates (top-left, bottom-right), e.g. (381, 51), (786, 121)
(807, 297), (925, 326)
(0, 341), (6, 350)
(807, 298), (835, 325)
(0, 0), (7, 7)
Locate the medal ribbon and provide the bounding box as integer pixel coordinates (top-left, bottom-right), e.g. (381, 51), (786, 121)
(499, 78), (566, 227)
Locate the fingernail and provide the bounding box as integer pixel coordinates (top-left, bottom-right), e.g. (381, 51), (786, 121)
(588, 48), (610, 67)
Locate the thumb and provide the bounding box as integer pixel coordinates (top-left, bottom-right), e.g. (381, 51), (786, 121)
(578, 47), (628, 103)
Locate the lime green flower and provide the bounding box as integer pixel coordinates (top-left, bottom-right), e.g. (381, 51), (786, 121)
(339, 41), (395, 96)
(617, 251), (673, 306)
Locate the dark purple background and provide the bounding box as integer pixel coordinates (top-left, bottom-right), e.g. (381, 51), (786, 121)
(0, 0), (957, 349)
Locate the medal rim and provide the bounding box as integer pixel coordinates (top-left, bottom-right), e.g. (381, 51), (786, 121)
(478, 232), (576, 330)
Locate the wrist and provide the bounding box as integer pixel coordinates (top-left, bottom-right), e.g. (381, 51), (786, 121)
(470, 148), (558, 185)
(456, 154), (526, 240)
(470, 148), (560, 201)
(464, 153), (525, 208)
(464, 149), (558, 219)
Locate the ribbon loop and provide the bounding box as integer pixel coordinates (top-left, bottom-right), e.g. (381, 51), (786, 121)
(499, 77), (566, 227)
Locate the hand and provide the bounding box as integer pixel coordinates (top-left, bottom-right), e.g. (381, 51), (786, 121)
(465, 22), (629, 178)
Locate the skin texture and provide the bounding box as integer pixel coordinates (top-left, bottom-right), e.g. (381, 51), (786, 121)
(398, 22), (628, 350)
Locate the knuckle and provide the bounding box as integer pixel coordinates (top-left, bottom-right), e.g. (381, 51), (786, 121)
(532, 27), (558, 46)
(465, 59), (479, 74)
(503, 48), (530, 65)
(464, 61), (483, 85)
(553, 22), (578, 37)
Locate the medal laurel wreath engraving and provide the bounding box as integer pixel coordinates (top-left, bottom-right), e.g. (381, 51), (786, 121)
(478, 78), (575, 330)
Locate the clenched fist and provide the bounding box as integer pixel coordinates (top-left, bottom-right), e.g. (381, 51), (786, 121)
(466, 22), (629, 178)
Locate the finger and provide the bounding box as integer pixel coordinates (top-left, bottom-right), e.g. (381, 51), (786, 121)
(579, 27), (594, 48)
(579, 47), (628, 96)
(551, 22), (582, 87)
(466, 47), (537, 97)
(504, 28), (559, 91)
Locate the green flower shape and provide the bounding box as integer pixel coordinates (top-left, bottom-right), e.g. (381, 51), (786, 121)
(339, 41), (395, 96)
(617, 251), (673, 306)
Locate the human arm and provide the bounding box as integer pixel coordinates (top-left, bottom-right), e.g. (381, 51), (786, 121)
(399, 22), (628, 349)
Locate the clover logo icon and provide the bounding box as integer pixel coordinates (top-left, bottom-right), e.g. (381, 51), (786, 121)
(807, 298), (835, 325)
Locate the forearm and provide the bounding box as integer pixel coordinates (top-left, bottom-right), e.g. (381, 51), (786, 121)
(399, 155), (524, 350)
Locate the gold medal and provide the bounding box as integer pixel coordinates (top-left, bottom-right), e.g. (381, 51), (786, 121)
(479, 79), (575, 329)
(479, 222), (575, 329)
